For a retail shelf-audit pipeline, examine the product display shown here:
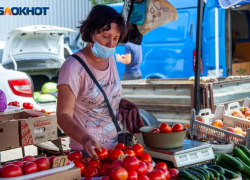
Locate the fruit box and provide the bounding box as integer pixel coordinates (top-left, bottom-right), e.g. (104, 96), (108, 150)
(0, 116), (19, 151)
(0, 110), (58, 148)
(190, 105), (250, 148)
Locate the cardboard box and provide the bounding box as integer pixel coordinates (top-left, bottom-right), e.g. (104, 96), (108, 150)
(34, 167), (81, 180)
(0, 110), (58, 148)
(232, 62), (250, 75)
(0, 118), (19, 151)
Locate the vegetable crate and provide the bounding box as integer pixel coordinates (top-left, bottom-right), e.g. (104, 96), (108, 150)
(190, 103), (250, 148)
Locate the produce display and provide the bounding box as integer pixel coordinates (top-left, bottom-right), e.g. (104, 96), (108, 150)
(0, 155), (70, 178)
(151, 123), (185, 133)
(33, 82), (58, 102)
(67, 142), (180, 180)
(196, 115), (247, 137)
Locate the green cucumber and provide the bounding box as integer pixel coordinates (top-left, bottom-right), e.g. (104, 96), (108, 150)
(241, 173), (250, 180)
(223, 168), (238, 179)
(185, 169), (205, 180)
(178, 170), (199, 180)
(219, 174), (226, 180)
(235, 157), (250, 176)
(209, 165), (225, 175)
(240, 145), (250, 159)
(206, 168), (220, 178)
(216, 160), (241, 175)
(233, 147), (250, 167)
(206, 169), (215, 180)
(221, 153), (244, 171)
(189, 166), (209, 179)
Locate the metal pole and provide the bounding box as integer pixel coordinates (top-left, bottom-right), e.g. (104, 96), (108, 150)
(194, 0), (204, 115)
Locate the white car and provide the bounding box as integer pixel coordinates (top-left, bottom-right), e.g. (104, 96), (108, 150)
(1, 25), (74, 111)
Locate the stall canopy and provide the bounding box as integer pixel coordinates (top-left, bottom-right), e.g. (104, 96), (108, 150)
(217, 0), (250, 9)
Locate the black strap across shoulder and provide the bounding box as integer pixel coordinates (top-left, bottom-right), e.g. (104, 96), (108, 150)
(71, 54), (122, 133)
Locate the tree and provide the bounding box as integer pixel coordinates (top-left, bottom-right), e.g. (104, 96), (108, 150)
(90, 0), (123, 6)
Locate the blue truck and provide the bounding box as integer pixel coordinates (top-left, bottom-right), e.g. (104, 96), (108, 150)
(71, 0), (250, 79)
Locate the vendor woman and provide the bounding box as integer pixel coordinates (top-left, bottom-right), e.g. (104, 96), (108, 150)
(56, 5), (127, 159)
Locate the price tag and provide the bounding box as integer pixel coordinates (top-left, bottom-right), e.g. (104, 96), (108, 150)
(52, 156), (68, 168)
(117, 154), (128, 161)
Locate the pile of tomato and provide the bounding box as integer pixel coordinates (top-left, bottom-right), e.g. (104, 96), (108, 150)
(151, 123), (185, 133)
(68, 143), (179, 180)
(0, 155), (69, 178)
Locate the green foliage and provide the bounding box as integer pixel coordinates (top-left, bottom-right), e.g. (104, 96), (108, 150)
(90, 0), (123, 6)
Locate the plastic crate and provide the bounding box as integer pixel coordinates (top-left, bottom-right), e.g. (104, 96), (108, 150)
(222, 98), (250, 132)
(190, 106), (250, 148)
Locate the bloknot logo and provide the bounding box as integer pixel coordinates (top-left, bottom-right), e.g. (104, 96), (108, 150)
(0, 7), (49, 15)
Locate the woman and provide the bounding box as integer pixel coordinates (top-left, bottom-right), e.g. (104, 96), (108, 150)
(56, 5), (127, 159)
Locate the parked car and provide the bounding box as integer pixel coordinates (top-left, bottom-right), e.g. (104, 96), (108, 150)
(1, 25), (74, 111)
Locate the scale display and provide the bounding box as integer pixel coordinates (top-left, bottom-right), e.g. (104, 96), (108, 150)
(144, 139), (214, 167)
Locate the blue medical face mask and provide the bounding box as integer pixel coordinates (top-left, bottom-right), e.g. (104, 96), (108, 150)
(91, 40), (116, 59)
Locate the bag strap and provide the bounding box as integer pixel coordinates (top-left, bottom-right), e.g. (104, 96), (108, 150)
(71, 54), (123, 133)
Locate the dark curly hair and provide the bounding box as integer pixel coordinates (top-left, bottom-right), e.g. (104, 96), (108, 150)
(78, 5), (127, 43)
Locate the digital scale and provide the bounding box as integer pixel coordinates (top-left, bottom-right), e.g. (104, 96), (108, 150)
(144, 139), (214, 168)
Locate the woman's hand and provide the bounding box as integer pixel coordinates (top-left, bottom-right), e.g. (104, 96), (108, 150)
(82, 134), (103, 159)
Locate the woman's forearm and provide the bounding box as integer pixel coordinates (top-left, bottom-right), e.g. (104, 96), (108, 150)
(57, 113), (88, 144)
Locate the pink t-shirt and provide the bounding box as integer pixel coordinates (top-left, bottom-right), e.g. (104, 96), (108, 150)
(57, 51), (123, 150)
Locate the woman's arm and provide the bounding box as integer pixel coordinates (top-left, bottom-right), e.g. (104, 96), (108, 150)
(57, 84), (102, 159)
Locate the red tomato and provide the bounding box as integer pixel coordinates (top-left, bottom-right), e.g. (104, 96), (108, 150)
(108, 149), (114, 155)
(48, 156), (57, 167)
(146, 162), (154, 173)
(123, 146), (132, 151)
(132, 144), (144, 157)
(159, 123), (172, 133)
(8, 101), (20, 107)
(11, 161), (23, 168)
(111, 166), (128, 180)
(172, 123), (185, 132)
(138, 175), (150, 180)
(155, 167), (170, 180)
(155, 162), (168, 170)
(22, 162), (38, 175)
(139, 153), (152, 163)
(151, 128), (160, 133)
(94, 148), (108, 160)
(168, 168), (179, 179)
(34, 157), (50, 171)
(67, 159), (70, 165)
(84, 178), (93, 180)
(22, 161), (30, 166)
(2, 164), (23, 177)
(100, 175), (111, 180)
(148, 170), (166, 180)
(0, 166), (3, 177)
(122, 156), (139, 170)
(110, 160), (123, 170)
(136, 162), (148, 175)
(123, 150), (136, 157)
(127, 170), (138, 180)
(68, 151), (83, 161)
(83, 167), (98, 177)
(87, 159), (101, 168)
(109, 149), (124, 162)
(82, 157), (92, 164)
(22, 155), (36, 162)
(23, 102), (33, 109)
(73, 160), (85, 175)
(115, 143), (126, 150)
(98, 164), (110, 176)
